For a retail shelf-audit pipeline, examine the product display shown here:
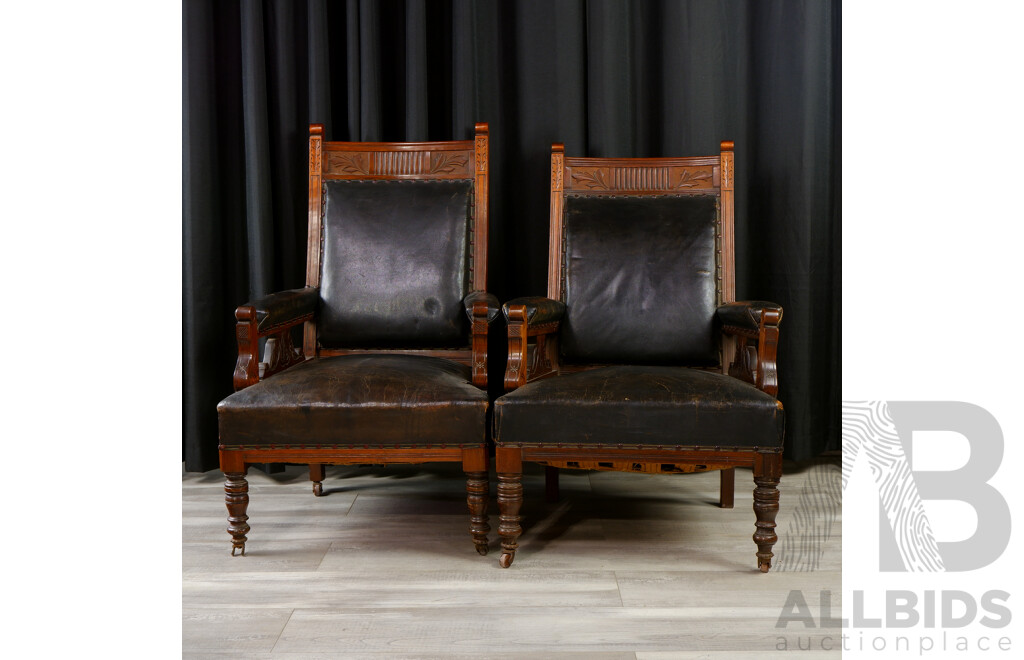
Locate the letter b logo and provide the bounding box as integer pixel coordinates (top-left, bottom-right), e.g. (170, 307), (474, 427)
(842, 401), (1010, 571)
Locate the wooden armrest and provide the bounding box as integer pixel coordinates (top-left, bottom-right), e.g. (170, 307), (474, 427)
(232, 288), (318, 391)
(465, 291), (498, 388)
(723, 303), (783, 396)
(503, 298), (563, 391)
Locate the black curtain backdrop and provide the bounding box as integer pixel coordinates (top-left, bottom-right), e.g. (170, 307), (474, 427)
(184, 0), (841, 472)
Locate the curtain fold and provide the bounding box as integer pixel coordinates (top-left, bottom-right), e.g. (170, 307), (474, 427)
(183, 0), (841, 471)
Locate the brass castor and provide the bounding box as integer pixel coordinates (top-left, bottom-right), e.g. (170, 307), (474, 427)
(758, 559), (771, 573)
(475, 542), (489, 556)
(312, 482), (323, 497)
(231, 544), (246, 557)
(498, 552), (515, 568)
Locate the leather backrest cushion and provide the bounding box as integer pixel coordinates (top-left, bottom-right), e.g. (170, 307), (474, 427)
(561, 194), (719, 365)
(319, 179), (472, 348)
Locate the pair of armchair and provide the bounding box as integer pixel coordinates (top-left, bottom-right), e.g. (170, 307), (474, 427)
(216, 124), (784, 572)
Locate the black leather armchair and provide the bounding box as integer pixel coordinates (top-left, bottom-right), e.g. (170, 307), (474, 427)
(493, 143), (785, 571)
(217, 124), (497, 557)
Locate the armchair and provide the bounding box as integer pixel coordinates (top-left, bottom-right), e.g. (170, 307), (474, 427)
(493, 142), (785, 571)
(217, 124), (497, 557)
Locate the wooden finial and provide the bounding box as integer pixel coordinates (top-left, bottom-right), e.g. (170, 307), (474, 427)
(309, 124), (324, 136)
(720, 140), (734, 152)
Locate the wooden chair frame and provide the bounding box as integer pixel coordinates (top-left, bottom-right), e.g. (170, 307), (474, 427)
(496, 142), (783, 571)
(220, 124), (493, 557)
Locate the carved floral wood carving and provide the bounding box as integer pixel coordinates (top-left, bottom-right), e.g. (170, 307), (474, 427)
(326, 151), (472, 177)
(568, 166), (713, 192)
(475, 137), (488, 172)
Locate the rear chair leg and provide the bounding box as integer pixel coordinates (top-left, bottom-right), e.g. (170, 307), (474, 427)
(224, 471), (250, 556)
(309, 463), (325, 496)
(720, 467), (735, 508)
(545, 466), (560, 503)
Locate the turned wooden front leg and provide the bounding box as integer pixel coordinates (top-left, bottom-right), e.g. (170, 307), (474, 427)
(224, 471), (250, 556)
(752, 452), (782, 572)
(466, 471), (490, 555)
(496, 447), (524, 568)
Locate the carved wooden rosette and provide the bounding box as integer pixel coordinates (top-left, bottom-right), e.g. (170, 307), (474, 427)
(224, 472), (250, 556)
(466, 471), (490, 555)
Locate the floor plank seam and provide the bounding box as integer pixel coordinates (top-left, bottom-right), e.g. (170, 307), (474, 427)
(269, 608), (295, 654)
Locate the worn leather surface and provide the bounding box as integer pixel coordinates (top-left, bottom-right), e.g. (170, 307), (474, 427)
(249, 287), (319, 333)
(463, 291), (500, 324)
(561, 194), (720, 365)
(218, 355), (488, 447)
(716, 301), (783, 332)
(494, 365), (783, 448)
(502, 296), (566, 325)
(319, 180), (473, 348)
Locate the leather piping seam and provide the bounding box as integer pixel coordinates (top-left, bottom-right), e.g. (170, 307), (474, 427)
(721, 324), (758, 338)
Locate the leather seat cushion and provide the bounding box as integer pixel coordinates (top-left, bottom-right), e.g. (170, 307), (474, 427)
(494, 366), (783, 450)
(218, 355), (488, 448)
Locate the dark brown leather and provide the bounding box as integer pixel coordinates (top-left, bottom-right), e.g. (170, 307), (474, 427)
(318, 180), (473, 348)
(248, 287), (319, 333)
(218, 355), (488, 448)
(463, 291), (500, 324)
(502, 296), (566, 325)
(494, 365), (784, 449)
(716, 301), (783, 332)
(560, 194), (720, 365)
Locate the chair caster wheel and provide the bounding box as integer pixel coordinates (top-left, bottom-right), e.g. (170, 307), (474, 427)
(475, 542), (489, 556)
(313, 482), (323, 497)
(498, 552), (514, 568)
(231, 544), (246, 557)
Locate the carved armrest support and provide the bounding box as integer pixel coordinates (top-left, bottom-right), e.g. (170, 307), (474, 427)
(502, 297), (565, 391)
(719, 301), (783, 397)
(232, 287), (319, 391)
(463, 291), (499, 388)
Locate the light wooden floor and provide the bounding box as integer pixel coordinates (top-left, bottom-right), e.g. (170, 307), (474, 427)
(183, 457), (841, 658)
